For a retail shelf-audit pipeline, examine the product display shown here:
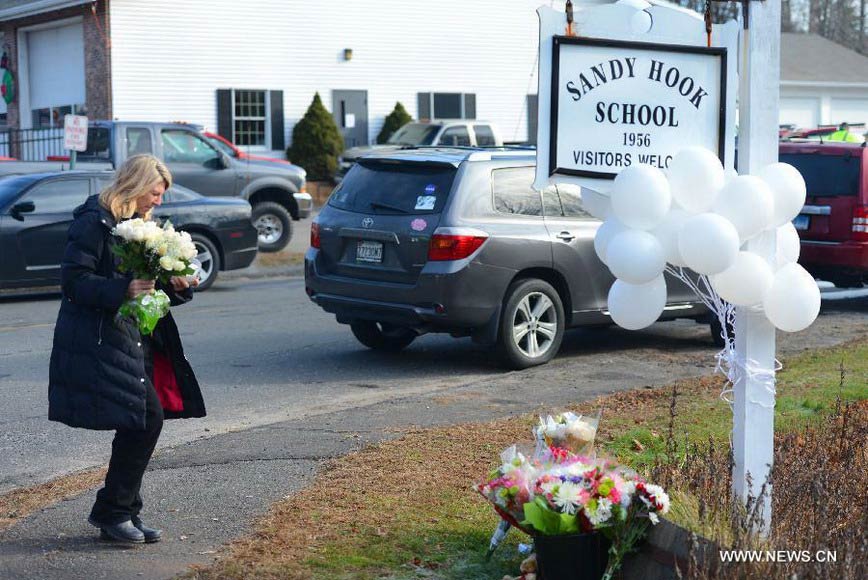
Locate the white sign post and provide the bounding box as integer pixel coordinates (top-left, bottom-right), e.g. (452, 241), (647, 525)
(733, 0), (781, 531)
(63, 114), (88, 170)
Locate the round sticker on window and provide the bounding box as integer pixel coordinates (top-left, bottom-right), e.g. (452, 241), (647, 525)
(411, 218), (427, 231)
(425, 184), (437, 194)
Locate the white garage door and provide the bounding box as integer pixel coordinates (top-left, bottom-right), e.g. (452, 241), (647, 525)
(26, 21), (85, 127)
(780, 97), (819, 129)
(830, 98), (868, 127)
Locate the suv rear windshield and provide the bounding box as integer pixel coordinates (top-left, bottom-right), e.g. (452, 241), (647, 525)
(780, 153), (861, 197)
(329, 160), (456, 215)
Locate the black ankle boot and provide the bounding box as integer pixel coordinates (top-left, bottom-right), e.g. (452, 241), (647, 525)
(89, 518), (145, 544)
(131, 516), (162, 543)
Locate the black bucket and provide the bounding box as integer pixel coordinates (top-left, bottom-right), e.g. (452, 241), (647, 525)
(534, 532), (611, 580)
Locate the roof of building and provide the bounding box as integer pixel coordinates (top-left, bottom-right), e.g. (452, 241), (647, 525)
(0, 0), (88, 21)
(782, 33), (868, 84)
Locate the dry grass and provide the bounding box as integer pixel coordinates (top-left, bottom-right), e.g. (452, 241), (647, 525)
(254, 251), (305, 269)
(184, 339), (867, 580)
(0, 468), (106, 532)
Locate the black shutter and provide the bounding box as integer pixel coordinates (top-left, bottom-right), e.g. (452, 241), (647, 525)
(270, 90), (285, 150)
(216, 89), (233, 142)
(417, 92), (431, 120)
(463, 93), (476, 120)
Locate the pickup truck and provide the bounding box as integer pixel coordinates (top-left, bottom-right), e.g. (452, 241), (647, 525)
(0, 121), (311, 252)
(335, 120), (503, 181)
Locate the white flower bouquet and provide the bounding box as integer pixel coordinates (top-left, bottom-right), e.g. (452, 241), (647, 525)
(111, 218), (198, 335)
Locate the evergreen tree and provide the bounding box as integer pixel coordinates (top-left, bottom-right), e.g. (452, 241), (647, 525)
(376, 102), (413, 144)
(288, 93), (344, 181)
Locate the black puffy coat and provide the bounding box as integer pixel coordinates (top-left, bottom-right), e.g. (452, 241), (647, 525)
(48, 195), (206, 431)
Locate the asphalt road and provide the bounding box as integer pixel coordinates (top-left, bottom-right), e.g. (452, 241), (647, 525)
(1, 276), (867, 494)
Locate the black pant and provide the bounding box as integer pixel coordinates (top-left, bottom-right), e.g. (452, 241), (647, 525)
(89, 343), (164, 525)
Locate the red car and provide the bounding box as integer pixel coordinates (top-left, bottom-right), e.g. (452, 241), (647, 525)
(202, 131), (291, 164)
(780, 141), (868, 287)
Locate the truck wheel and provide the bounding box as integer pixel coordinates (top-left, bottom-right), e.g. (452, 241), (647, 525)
(252, 201), (292, 252)
(350, 321), (416, 352)
(497, 279), (565, 369)
(190, 233), (221, 291)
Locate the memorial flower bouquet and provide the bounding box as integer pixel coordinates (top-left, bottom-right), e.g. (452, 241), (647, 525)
(112, 218), (197, 335)
(478, 410), (670, 580)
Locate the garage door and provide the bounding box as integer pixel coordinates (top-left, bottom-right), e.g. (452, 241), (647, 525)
(26, 21), (85, 128)
(780, 97), (819, 128)
(830, 98), (868, 126)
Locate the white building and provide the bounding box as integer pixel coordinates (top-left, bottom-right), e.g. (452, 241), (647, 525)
(779, 33), (868, 130)
(0, 0), (546, 155)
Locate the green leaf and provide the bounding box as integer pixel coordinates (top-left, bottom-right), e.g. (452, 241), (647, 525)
(522, 496), (579, 535)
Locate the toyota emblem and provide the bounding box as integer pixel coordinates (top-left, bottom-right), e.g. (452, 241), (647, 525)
(362, 217), (374, 228)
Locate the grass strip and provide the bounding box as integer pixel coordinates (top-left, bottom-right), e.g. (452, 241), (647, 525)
(0, 468), (106, 532)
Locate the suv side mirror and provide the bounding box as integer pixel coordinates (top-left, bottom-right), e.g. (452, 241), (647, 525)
(10, 200), (35, 221)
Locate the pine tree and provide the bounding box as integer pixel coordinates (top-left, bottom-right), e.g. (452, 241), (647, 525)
(376, 102), (413, 144)
(288, 93), (344, 181)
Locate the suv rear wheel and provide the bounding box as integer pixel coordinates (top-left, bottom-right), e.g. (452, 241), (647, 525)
(252, 201), (292, 253)
(350, 321), (417, 352)
(498, 279), (565, 369)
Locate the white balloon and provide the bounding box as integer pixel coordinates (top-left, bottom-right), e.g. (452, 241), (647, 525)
(611, 164), (671, 230)
(775, 222), (801, 268)
(608, 275), (667, 330)
(593, 219), (626, 265)
(759, 163), (807, 227)
(713, 176), (774, 242)
(606, 230), (666, 284)
(678, 213), (740, 275)
(710, 252), (774, 306)
(651, 208), (690, 267)
(667, 147), (725, 213)
(763, 263), (821, 332)
(724, 167), (738, 184)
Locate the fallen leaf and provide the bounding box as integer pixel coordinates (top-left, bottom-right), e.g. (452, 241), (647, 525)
(632, 439), (645, 452)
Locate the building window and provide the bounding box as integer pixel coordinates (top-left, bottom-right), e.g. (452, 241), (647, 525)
(217, 89), (284, 150)
(32, 104), (85, 129)
(233, 90), (267, 147)
(417, 92), (477, 120)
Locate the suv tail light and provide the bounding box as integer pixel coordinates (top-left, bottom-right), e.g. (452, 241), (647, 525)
(428, 228), (488, 261)
(853, 205), (868, 242)
(310, 222), (321, 249)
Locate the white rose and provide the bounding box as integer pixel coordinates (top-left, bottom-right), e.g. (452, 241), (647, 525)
(159, 256), (175, 271)
(174, 260), (186, 271)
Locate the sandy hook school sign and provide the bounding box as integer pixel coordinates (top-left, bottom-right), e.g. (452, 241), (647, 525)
(550, 36), (726, 179)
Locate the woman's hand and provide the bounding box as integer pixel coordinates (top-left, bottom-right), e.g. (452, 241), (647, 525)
(127, 279), (155, 298)
(169, 276), (197, 291)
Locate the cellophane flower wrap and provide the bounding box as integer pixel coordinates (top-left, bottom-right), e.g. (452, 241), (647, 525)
(111, 218), (197, 335)
(477, 410), (670, 580)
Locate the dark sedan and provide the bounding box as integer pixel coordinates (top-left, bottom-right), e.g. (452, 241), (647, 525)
(0, 171), (257, 291)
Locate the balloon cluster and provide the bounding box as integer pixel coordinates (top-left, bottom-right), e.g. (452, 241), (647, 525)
(594, 147), (819, 334)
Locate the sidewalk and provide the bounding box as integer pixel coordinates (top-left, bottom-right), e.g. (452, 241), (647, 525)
(0, 361), (598, 580)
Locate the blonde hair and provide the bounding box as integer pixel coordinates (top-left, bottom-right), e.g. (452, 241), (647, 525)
(99, 154), (172, 221)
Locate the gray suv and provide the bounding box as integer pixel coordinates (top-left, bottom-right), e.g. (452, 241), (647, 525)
(305, 148), (706, 369)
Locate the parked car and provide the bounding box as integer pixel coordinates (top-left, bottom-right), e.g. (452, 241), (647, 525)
(0, 171), (257, 291)
(0, 121), (308, 252)
(781, 141), (868, 287)
(305, 148), (707, 369)
(335, 120), (503, 181)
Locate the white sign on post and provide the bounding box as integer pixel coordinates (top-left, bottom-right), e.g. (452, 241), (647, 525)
(549, 37), (726, 179)
(63, 114), (88, 152)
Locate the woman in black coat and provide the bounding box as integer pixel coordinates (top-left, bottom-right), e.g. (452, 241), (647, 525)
(49, 154), (206, 544)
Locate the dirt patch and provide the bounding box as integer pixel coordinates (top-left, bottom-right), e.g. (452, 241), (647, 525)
(254, 251), (305, 269)
(0, 468), (105, 532)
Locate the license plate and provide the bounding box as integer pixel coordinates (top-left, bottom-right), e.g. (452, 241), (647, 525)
(792, 214), (810, 231)
(356, 240), (383, 263)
